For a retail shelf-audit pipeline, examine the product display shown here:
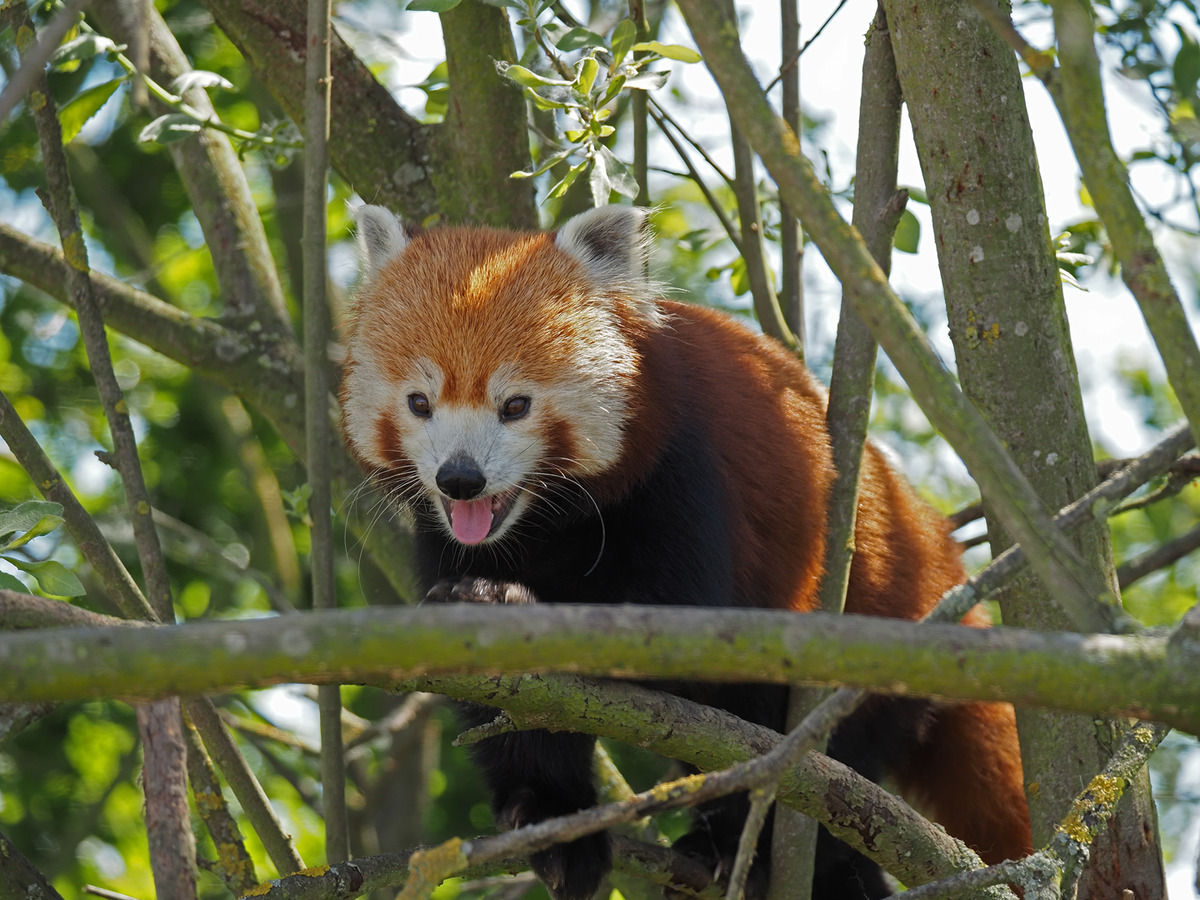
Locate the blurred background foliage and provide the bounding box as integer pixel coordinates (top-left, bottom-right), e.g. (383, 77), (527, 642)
(0, 0), (1198, 896)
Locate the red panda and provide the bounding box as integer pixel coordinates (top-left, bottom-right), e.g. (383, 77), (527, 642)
(340, 204), (1032, 900)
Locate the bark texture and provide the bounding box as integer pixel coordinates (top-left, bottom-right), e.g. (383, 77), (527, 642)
(880, 1), (1164, 895)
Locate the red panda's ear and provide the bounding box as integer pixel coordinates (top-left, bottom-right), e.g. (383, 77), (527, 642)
(356, 205), (410, 278)
(556, 205), (651, 286)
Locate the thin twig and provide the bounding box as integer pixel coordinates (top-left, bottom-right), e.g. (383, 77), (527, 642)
(303, 0), (349, 865)
(16, 7), (195, 894)
(1117, 523), (1200, 589)
(647, 106), (743, 251)
(926, 422), (1195, 624)
(764, 0), (851, 93)
(0, 0), (90, 125)
(716, 0), (794, 349)
(345, 692), (442, 752)
(648, 98), (735, 186)
(778, 0), (804, 349)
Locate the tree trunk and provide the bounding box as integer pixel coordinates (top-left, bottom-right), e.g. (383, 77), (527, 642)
(880, 1), (1165, 895)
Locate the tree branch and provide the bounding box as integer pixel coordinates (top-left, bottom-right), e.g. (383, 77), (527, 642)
(89, 0), (293, 335)
(1, 604), (1194, 731)
(716, 0), (795, 350)
(301, 0), (349, 864)
(1046, 0), (1200, 450)
(200, 0), (438, 222)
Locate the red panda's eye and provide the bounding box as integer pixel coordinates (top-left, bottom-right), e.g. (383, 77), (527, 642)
(501, 396), (531, 421)
(408, 393), (431, 418)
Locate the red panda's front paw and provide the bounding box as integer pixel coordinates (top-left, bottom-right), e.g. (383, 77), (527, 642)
(498, 788), (612, 900)
(530, 833), (612, 900)
(423, 576), (537, 605)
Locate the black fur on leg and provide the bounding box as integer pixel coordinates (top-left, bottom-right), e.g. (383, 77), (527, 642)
(670, 791), (772, 900)
(459, 705), (610, 900)
(811, 826), (893, 900)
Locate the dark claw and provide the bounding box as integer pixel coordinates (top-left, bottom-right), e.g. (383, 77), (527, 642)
(422, 576), (536, 605)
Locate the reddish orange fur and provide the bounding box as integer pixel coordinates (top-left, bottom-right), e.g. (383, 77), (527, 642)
(342, 214), (1033, 876)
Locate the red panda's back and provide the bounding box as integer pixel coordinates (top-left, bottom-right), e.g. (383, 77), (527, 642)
(646, 300), (965, 619)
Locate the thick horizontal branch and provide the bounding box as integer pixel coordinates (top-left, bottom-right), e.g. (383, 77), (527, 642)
(0, 604), (1193, 732)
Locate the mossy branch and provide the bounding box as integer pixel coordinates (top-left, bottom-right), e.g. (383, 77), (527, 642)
(200, 0), (438, 222)
(1, 602), (1195, 732)
(1046, 0), (1200, 451)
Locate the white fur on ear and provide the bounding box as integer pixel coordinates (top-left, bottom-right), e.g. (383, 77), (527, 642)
(356, 205), (409, 278)
(555, 205), (651, 287)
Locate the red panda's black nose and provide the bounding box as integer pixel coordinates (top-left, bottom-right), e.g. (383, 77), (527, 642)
(436, 456), (487, 500)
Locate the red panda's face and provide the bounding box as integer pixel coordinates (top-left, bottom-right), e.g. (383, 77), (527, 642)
(341, 205), (659, 546)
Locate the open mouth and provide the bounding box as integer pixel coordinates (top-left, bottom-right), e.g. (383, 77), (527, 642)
(442, 488), (519, 545)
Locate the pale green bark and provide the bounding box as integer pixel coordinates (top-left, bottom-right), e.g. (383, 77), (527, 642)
(434, 1), (536, 228)
(1049, 0), (1200, 450)
(1, 601), (1194, 732)
(880, 1), (1164, 893)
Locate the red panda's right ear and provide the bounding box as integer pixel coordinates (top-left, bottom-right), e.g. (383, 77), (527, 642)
(356, 205), (410, 278)
(555, 205), (650, 286)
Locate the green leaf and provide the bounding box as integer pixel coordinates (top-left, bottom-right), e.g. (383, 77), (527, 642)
(50, 34), (119, 68)
(0, 571), (30, 594)
(574, 56), (599, 97)
(600, 74), (627, 106)
(623, 70), (670, 91)
(596, 145), (638, 200)
(610, 19), (637, 69)
(407, 0), (463, 9)
(171, 70), (235, 96)
(139, 114), (203, 144)
(514, 146), (574, 179)
(495, 62), (571, 89)
(555, 27), (605, 52)
(526, 91), (572, 111)
(729, 257), (749, 295)
(416, 61), (450, 91)
(1172, 30), (1200, 101)
(0, 501), (65, 552)
(630, 41), (701, 64)
(893, 208), (921, 254)
(548, 160), (587, 200)
(10, 559), (86, 598)
(59, 77), (125, 144)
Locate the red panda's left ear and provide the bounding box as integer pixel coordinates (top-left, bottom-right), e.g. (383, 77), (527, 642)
(356, 205), (410, 279)
(555, 205), (651, 287)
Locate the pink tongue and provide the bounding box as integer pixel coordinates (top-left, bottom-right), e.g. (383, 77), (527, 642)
(450, 498), (493, 545)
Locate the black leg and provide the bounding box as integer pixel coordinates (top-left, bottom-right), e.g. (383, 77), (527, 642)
(462, 706), (610, 900)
